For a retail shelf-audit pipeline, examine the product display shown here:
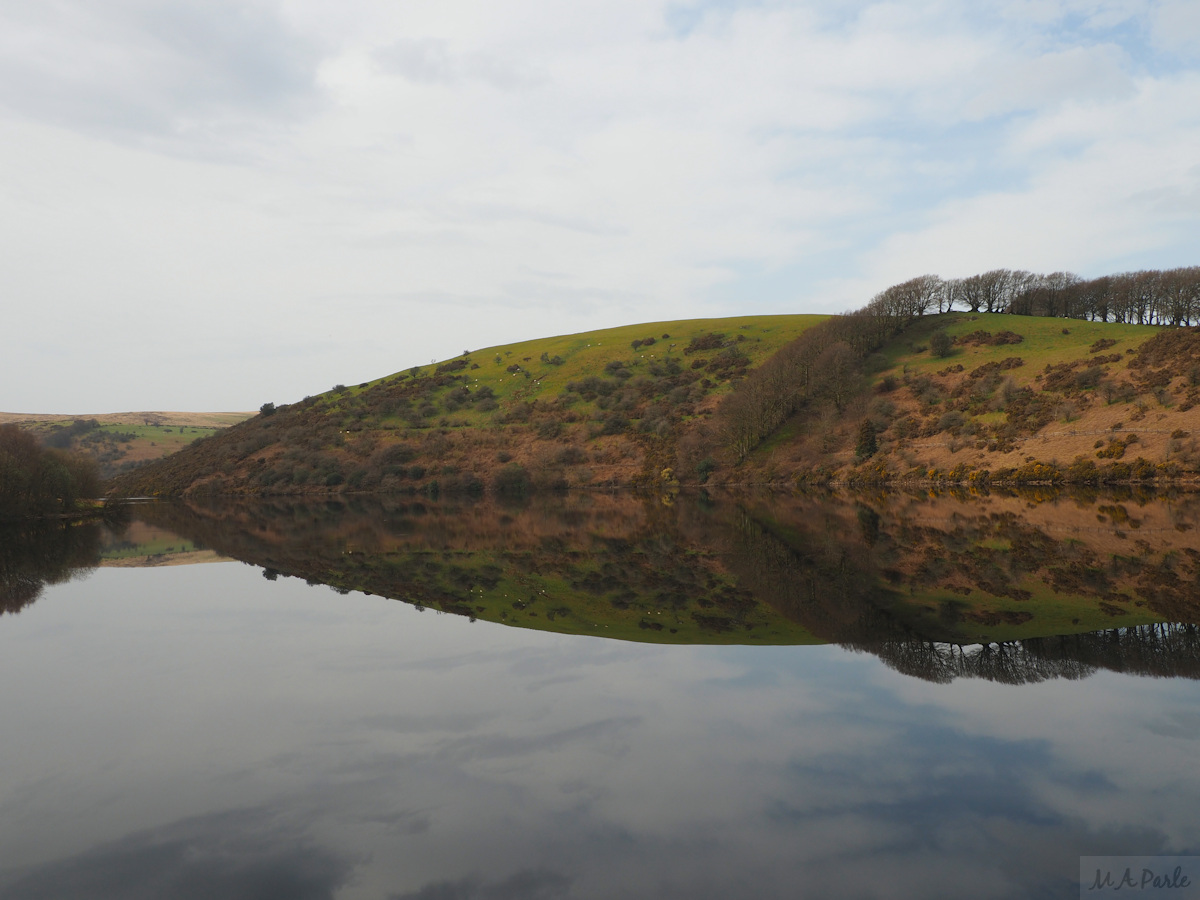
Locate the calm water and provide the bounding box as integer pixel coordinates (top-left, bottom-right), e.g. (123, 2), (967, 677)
(1, 490), (1199, 899)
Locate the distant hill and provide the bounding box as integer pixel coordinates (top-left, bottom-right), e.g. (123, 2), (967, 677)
(97, 521), (231, 568)
(104, 309), (1200, 498)
(3, 411), (252, 479)
(0, 412), (251, 427)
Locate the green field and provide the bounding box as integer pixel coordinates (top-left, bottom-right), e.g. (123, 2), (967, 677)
(889, 313), (1159, 386)
(349, 314), (828, 421)
(3, 415), (251, 480)
(95, 423), (221, 443)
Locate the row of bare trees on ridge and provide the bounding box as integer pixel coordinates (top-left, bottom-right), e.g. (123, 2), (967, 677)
(708, 265), (1198, 462)
(884, 267), (1200, 326)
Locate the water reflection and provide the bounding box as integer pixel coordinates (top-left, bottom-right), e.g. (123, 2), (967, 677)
(5, 490), (1200, 685)
(117, 489), (1200, 684)
(0, 519), (107, 614)
(862, 624), (1200, 683)
(0, 510), (1199, 898)
(0, 806), (353, 900)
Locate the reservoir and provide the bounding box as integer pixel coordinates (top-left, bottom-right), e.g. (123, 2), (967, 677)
(1, 489), (1198, 898)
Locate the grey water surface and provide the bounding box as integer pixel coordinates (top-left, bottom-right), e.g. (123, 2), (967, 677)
(0, 493), (1198, 899)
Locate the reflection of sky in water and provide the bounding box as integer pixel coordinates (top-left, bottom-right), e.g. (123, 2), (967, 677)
(0, 563), (1197, 899)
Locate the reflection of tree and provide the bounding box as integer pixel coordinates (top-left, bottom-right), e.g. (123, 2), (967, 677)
(857, 624), (1200, 685)
(697, 493), (1200, 683)
(713, 507), (919, 643)
(0, 520), (107, 614)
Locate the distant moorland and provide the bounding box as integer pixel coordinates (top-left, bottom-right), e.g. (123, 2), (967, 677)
(0, 411), (251, 480)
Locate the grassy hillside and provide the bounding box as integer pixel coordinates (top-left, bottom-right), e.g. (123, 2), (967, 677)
(734, 313), (1200, 485)
(108, 315), (826, 497)
(105, 312), (1200, 498)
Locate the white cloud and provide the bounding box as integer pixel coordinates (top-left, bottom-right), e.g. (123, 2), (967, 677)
(0, 0), (1197, 411)
(844, 70), (1200, 292)
(0, 0), (319, 153)
(1150, 0), (1200, 58)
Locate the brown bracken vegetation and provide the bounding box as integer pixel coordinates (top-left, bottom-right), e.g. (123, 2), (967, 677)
(105, 266), (1200, 499)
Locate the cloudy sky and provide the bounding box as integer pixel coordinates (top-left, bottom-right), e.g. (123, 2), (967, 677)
(2, 0), (1198, 413)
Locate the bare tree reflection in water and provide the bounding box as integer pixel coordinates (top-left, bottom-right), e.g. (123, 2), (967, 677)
(700, 494), (1200, 684)
(856, 624), (1200, 684)
(0, 519), (112, 615)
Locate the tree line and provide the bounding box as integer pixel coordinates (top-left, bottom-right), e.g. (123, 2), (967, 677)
(0, 425), (100, 519)
(712, 274), (938, 460)
(916, 266), (1200, 325)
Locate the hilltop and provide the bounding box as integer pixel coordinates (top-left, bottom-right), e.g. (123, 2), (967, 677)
(108, 315), (824, 496)
(105, 307), (1200, 499)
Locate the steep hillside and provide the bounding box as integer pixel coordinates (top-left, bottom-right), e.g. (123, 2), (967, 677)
(105, 310), (1200, 497)
(108, 315), (825, 497)
(727, 314), (1200, 485)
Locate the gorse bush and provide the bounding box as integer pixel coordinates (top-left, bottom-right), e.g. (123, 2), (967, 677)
(930, 330), (953, 358)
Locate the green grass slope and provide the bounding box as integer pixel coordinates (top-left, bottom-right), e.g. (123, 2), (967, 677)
(108, 315), (826, 497)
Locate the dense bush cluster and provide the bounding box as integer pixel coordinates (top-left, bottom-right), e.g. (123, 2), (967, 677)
(0, 425), (100, 518)
(565, 350), (714, 438)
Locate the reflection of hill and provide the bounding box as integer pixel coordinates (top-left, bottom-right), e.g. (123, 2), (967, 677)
(134, 495), (817, 645)
(712, 488), (1200, 643)
(12, 489), (1196, 683)
(703, 505), (913, 641)
(97, 521), (229, 567)
(691, 488), (1200, 682)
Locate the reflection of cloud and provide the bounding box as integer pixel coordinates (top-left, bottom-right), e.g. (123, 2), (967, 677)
(437, 717), (640, 762)
(390, 869), (571, 900)
(9, 560), (1200, 900)
(0, 806), (353, 900)
(359, 711), (495, 734)
(1145, 710), (1200, 740)
(358, 809), (434, 835)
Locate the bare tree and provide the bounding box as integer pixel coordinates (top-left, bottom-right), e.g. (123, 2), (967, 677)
(811, 342), (859, 411)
